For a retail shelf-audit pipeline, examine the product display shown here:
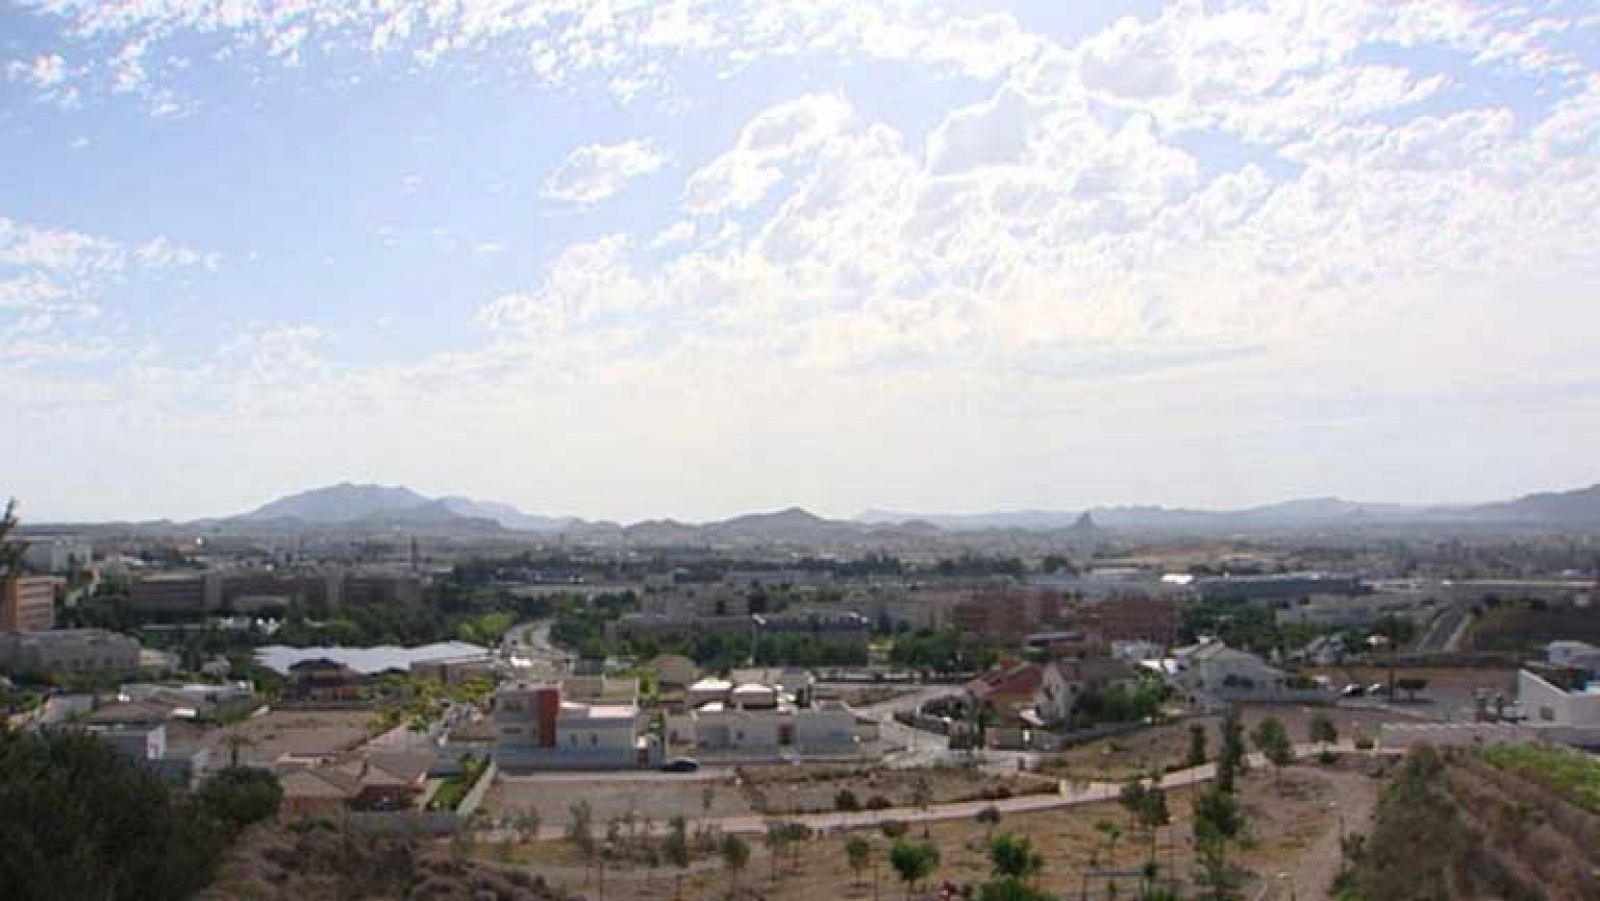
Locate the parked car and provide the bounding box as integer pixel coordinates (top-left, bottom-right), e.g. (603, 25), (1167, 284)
(661, 757), (700, 773)
(1341, 683), (1365, 697)
(1368, 682), (1391, 696)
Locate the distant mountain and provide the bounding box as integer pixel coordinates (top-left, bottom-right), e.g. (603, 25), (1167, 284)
(244, 483), (432, 523)
(237, 483), (580, 533)
(438, 496), (580, 532)
(1467, 484), (1600, 523)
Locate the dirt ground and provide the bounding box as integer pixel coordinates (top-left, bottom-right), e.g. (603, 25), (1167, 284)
(211, 709), (373, 768)
(481, 761), (1378, 900)
(738, 762), (1055, 814)
(1040, 704), (1418, 781)
(485, 774), (757, 826)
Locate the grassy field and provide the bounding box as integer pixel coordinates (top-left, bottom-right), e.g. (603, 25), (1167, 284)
(1480, 742), (1600, 814)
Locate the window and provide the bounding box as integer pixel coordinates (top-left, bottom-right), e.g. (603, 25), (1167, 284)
(590, 734), (597, 746)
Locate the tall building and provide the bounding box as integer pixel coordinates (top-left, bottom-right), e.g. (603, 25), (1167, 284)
(0, 575), (59, 633)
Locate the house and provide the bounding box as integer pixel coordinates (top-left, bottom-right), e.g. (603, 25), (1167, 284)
(643, 654), (700, 693)
(277, 749), (436, 817)
(671, 675), (863, 759)
(493, 678), (653, 770)
(287, 658), (364, 702)
(1171, 640), (1331, 706)
(1546, 641), (1600, 674)
(965, 662), (1045, 720)
(1034, 657), (1141, 726)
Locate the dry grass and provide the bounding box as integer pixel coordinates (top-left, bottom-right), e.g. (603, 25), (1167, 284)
(481, 766), (1358, 900)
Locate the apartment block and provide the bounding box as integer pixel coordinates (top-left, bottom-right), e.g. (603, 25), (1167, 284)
(1, 575), (59, 632)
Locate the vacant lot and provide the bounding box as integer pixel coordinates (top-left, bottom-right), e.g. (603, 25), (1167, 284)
(485, 762), (1372, 900)
(738, 762), (1054, 814)
(1312, 665), (1518, 720)
(485, 773), (756, 827)
(1466, 601), (1600, 654)
(212, 709), (372, 768)
(1041, 704), (1417, 781)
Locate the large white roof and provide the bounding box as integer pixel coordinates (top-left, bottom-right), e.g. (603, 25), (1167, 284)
(254, 641), (490, 676)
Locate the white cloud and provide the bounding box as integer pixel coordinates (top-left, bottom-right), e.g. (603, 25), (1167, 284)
(542, 138), (671, 204)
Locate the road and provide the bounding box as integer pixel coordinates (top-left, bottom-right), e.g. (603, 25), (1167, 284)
(844, 684), (1047, 773)
(501, 619), (571, 677)
(1415, 601), (1472, 653)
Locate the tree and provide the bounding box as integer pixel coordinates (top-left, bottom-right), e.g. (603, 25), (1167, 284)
(1119, 777), (1170, 881)
(719, 833), (750, 894)
(835, 788), (861, 811)
(987, 833), (1043, 881)
(1251, 717), (1293, 782)
(910, 774), (934, 811)
(567, 800), (595, 854)
(1396, 677), (1429, 702)
(1094, 819), (1123, 873)
(764, 820), (790, 882)
(978, 833), (1049, 901)
(197, 766), (282, 834)
(1186, 723), (1208, 768)
(513, 808), (542, 843)
(1309, 713), (1338, 749)
(1192, 787), (1245, 901)
(0, 729), (224, 900)
(0, 498), (25, 577)
(976, 804), (1002, 838)
(889, 838), (940, 899)
(1216, 706), (1248, 792)
(846, 835), (872, 887)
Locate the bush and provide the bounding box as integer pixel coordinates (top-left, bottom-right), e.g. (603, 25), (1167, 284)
(881, 819), (909, 839)
(1354, 736), (1375, 751)
(1319, 750), (1342, 765)
(834, 788), (861, 812)
(866, 794), (893, 810)
(198, 766), (283, 834)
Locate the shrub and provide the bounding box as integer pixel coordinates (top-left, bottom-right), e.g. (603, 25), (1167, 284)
(835, 788), (861, 812)
(866, 794), (893, 810)
(881, 819), (908, 839)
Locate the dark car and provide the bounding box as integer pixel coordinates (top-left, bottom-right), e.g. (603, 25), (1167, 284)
(661, 757), (700, 773)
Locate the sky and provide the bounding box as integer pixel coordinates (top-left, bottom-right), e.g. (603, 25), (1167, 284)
(2, 0), (1599, 524)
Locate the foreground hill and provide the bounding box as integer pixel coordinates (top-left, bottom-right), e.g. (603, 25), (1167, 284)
(1344, 744), (1600, 900)
(203, 818), (565, 901)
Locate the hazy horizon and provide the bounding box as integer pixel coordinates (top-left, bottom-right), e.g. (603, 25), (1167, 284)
(5, 1), (1598, 523)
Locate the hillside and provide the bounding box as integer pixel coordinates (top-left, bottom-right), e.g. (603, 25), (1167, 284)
(202, 819), (566, 901)
(1342, 744), (1600, 900)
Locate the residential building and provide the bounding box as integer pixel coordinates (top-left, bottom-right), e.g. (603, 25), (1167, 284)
(1033, 657), (1141, 726)
(1546, 640), (1600, 673)
(672, 676), (861, 758)
(286, 658), (364, 702)
(951, 589), (1063, 644)
(0, 629), (140, 676)
(277, 750), (436, 817)
(1518, 665), (1600, 728)
(21, 534), (92, 574)
(754, 611), (872, 645)
(1, 575), (58, 632)
(409, 654), (496, 685)
(643, 654), (700, 693)
(493, 678), (651, 770)
(1091, 594), (1179, 645)
(1170, 639), (1332, 706)
(965, 661), (1045, 720)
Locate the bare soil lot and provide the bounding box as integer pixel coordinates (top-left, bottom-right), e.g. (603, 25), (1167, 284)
(738, 762), (1055, 814)
(1041, 704), (1418, 781)
(485, 773), (757, 826)
(484, 762), (1375, 900)
(213, 709), (372, 768)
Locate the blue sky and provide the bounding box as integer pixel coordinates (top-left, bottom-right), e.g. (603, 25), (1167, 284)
(2, 0), (1598, 522)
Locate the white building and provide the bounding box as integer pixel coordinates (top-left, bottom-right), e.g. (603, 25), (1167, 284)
(493, 678), (653, 770)
(1171, 640), (1332, 706)
(672, 675), (863, 759)
(1518, 667), (1600, 728)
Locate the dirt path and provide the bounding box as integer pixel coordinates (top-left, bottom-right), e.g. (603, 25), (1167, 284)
(1272, 765), (1379, 900)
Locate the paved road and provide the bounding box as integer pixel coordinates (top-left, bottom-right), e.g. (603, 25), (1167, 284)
(1414, 601), (1472, 653)
(846, 684), (1046, 774)
(501, 619), (571, 677)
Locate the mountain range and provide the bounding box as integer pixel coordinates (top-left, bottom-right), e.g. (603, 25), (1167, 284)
(202, 480), (1600, 542)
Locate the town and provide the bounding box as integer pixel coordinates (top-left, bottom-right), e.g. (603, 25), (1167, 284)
(7, 484), (1600, 899)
